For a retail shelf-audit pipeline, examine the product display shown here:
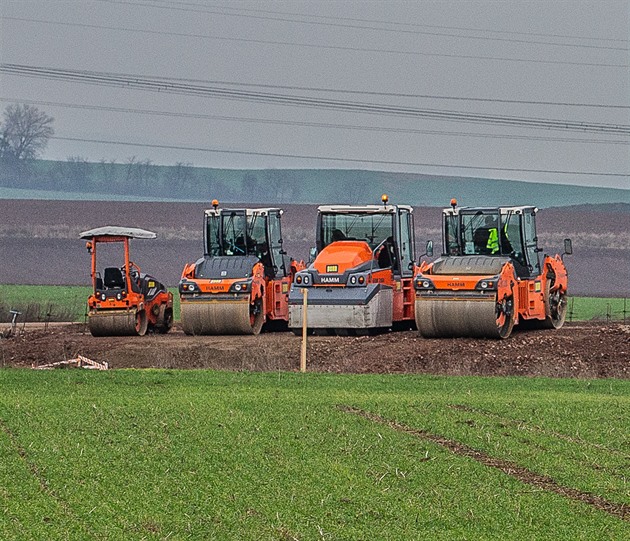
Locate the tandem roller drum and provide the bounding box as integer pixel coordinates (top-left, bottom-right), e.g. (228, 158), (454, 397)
(181, 299), (264, 335)
(415, 296), (514, 339)
(88, 310), (148, 337)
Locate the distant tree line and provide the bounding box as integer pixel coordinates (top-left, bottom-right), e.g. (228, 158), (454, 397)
(0, 103), (310, 201)
(1, 103), (625, 207)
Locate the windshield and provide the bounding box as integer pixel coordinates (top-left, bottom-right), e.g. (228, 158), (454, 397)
(206, 212), (269, 259)
(445, 211), (519, 256)
(320, 213), (393, 250)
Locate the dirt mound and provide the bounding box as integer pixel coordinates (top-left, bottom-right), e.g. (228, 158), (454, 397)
(2, 322), (628, 379)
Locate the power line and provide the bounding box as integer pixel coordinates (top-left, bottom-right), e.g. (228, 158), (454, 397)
(128, 74), (630, 110)
(4, 15), (625, 70)
(3, 97), (627, 146)
(3, 65), (629, 135)
(97, 0), (629, 52)
(51, 135), (630, 178)
(198, 0), (628, 44)
(3, 29), (627, 105)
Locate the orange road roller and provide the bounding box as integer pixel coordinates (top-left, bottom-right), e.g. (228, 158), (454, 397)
(288, 195), (418, 335)
(81, 226), (173, 336)
(414, 200), (571, 339)
(178, 200), (304, 335)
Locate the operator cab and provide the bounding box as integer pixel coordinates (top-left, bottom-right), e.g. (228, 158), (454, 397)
(205, 207), (287, 279)
(443, 205), (542, 278)
(315, 202), (415, 277)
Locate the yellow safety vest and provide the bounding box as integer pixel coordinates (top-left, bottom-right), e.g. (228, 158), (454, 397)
(487, 228), (499, 254)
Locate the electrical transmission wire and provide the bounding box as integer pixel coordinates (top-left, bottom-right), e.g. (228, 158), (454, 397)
(5, 15), (626, 70)
(197, 0), (628, 43)
(3, 65), (629, 135)
(3, 97), (627, 146)
(97, 0), (628, 52)
(2, 50), (626, 107)
(50, 135), (629, 178)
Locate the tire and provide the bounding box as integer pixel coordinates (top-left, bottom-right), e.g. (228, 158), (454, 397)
(135, 310), (148, 336)
(156, 307), (173, 334)
(542, 278), (567, 329)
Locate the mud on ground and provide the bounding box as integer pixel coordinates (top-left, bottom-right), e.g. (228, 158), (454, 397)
(1, 322), (629, 379)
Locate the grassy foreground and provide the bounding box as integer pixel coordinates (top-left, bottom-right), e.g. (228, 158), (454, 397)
(1, 370), (628, 540)
(0, 284), (628, 323)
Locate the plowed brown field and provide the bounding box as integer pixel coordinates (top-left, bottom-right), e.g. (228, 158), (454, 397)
(1, 199), (629, 296)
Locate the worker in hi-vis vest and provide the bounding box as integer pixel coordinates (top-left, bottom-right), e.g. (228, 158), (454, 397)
(485, 216), (500, 254)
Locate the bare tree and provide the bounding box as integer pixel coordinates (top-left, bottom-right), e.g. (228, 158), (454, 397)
(0, 103), (54, 160)
(172, 161), (194, 194)
(64, 156), (91, 188)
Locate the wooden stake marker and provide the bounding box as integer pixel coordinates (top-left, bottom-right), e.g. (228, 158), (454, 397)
(300, 288), (308, 372)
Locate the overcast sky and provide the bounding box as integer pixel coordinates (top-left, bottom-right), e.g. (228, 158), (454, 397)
(1, 0), (628, 189)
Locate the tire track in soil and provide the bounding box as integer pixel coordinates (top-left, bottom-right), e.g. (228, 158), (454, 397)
(448, 404), (630, 458)
(340, 406), (629, 522)
(0, 417), (99, 538)
(446, 404), (630, 482)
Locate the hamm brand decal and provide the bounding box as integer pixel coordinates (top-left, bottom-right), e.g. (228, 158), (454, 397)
(207, 284), (227, 291)
(447, 282), (466, 288)
(320, 275), (341, 284)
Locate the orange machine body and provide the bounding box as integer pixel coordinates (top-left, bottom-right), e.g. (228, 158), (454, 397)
(414, 203), (570, 338)
(179, 206), (304, 334)
(288, 201), (417, 333)
(81, 227), (173, 336)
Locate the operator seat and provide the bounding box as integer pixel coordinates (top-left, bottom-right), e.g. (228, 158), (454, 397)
(103, 267), (125, 289)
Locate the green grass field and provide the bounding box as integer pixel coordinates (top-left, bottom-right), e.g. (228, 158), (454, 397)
(0, 371), (628, 540)
(0, 285), (181, 323)
(0, 284), (627, 323)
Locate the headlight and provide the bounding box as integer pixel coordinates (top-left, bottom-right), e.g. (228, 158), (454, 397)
(414, 277), (434, 290)
(116, 293), (122, 300)
(230, 281), (251, 293)
(475, 278), (497, 290)
(101, 293), (106, 301)
(303, 274), (310, 285)
(348, 274), (367, 286)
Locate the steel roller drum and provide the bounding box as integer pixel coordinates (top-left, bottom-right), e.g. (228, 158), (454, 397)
(88, 310), (146, 336)
(415, 297), (505, 339)
(181, 300), (262, 335)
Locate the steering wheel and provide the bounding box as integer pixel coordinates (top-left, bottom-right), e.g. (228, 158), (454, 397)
(122, 262), (141, 277)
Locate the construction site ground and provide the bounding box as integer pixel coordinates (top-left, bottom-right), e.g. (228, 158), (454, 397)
(2, 321), (628, 379)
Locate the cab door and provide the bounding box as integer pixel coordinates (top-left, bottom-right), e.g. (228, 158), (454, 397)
(398, 209), (414, 278)
(522, 209), (541, 276)
(267, 210), (286, 278)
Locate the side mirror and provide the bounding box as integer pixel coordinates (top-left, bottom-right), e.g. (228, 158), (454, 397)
(308, 247), (317, 263)
(563, 238), (573, 256)
(425, 240), (434, 258)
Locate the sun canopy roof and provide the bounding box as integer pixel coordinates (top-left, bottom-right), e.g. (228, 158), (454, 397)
(79, 226), (157, 240)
